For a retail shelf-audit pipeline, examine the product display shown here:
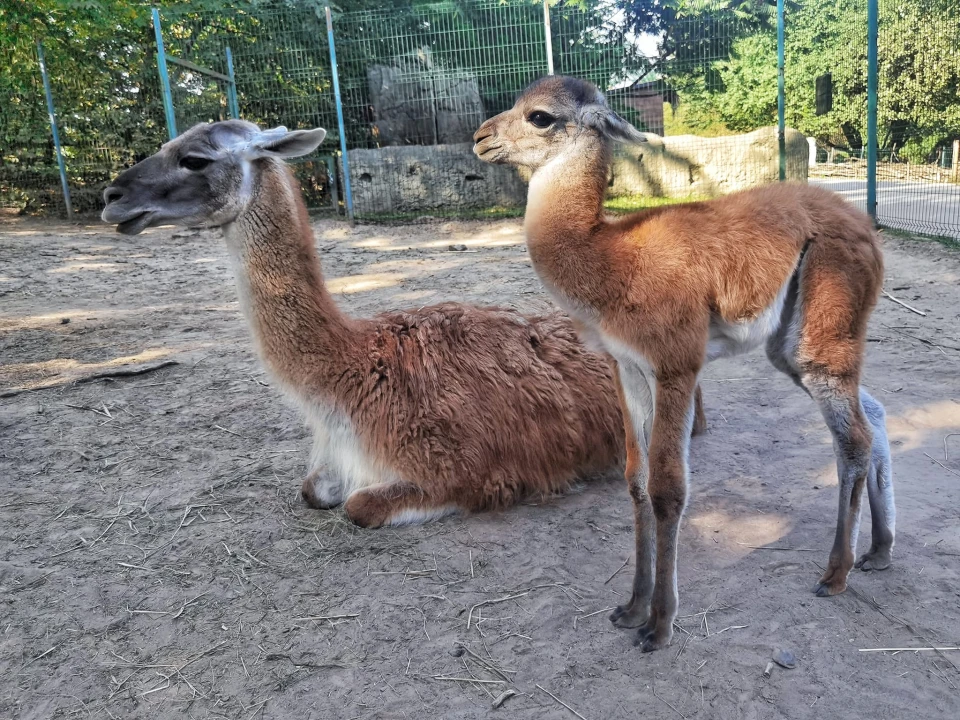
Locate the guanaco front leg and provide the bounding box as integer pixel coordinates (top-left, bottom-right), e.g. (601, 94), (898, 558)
(344, 483), (460, 528)
(636, 371), (698, 652)
(609, 359), (656, 629)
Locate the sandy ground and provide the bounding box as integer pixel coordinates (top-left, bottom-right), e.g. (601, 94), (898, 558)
(1, 212), (959, 720)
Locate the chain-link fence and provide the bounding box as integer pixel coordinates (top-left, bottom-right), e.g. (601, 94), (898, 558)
(331, 0), (796, 220)
(3, 1), (959, 239)
(804, 0), (960, 238)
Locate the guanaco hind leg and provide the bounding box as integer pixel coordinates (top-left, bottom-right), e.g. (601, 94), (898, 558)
(854, 389), (895, 571)
(768, 237), (892, 597)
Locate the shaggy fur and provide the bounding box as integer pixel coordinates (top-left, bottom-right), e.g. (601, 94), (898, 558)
(475, 76), (895, 652)
(101, 121), (713, 527)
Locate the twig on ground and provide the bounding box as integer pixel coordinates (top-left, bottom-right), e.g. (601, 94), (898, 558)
(882, 290), (926, 316)
(433, 676), (505, 684)
(453, 642), (515, 682)
(466, 583), (564, 629)
(923, 452), (960, 479)
(882, 324), (960, 352)
(213, 424), (246, 438)
(653, 688), (688, 719)
(291, 613), (359, 623)
(859, 646), (960, 653)
(536, 684), (590, 720)
(19, 645), (58, 671)
(574, 606), (616, 630)
(736, 543), (819, 552)
(711, 625), (749, 636)
(604, 557), (630, 584)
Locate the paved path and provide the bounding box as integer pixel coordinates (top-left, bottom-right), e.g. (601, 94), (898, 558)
(811, 178), (960, 239)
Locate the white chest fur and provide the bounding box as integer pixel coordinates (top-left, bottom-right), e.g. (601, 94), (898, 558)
(300, 398), (397, 505)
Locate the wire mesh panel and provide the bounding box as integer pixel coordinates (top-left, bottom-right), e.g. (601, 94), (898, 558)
(792, 0), (870, 213)
(874, 0), (960, 238)
(571, 2), (792, 210)
(50, 54), (167, 214)
(158, 4), (340, 211)
(0, 55), (64, 214)
(8, 0), (957, 232)
(0, 8), (167, 215)
(332, 1), (796, 220)
(331, 0), (552, 218)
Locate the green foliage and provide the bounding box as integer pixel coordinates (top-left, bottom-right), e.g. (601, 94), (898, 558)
(655, 0), (960, 163)
(604, 192), (707, 212)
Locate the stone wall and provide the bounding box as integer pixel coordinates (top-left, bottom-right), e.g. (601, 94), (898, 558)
(610, 127), (809, 198)
(347, 143), (526, 215)
(347, 127), (810, 214)
(367, 50), (485, 146)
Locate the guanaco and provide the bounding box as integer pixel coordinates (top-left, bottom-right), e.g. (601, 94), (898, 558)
(474, 76), (894, 652)
(101, 119), (703, 528)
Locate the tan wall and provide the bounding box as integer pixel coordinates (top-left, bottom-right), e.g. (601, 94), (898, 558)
(610, 126), (809, 198)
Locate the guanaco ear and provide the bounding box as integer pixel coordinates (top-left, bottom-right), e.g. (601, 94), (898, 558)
(247, 127), (327, 158)
(580, 104), (650, 145)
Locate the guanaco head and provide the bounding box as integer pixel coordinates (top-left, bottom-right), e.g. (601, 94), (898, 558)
(473, 75), (650, 171)
(102, 120), (326, 235)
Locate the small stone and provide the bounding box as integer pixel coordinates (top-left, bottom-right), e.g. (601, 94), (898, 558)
(448, 243), (468, 252)
(773, 648), (797, 669)
(449, 645), (464, 657)
(813, 485), (820, 489)
(60, 317), (70, 324)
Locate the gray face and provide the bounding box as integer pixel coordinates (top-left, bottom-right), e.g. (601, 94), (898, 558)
(101, 120), (327, 235)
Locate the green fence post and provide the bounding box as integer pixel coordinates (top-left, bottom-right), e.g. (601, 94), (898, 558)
(325, 7), (354, 224)
(152, 7), (177, 140)
(866, 0), (878, 222)
(36, 41), (73, 219)
(777, 0), (786, 182)
(543, 1), (554, 76)
(225, 46), (240, 120)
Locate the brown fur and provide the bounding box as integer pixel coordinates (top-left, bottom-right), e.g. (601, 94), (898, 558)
(238, 162), (630, 523)
(475, 76), (891, 652)
(106, 121), (698, 528)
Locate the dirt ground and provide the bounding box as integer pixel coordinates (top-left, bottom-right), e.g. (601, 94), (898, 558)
(1, 211), (959, 720)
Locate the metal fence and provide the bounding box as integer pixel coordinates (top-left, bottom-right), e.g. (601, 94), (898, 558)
(2, 1), (959, 239)
(804, 0), (960, 239)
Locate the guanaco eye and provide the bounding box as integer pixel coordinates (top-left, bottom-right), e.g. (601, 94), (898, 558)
(527, 111), (556, 129)
(179, 156), (213, 171)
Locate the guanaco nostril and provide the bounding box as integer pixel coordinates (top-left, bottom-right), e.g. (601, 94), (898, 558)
(473, 127), (493, 143)
(103, 186), (124, 206)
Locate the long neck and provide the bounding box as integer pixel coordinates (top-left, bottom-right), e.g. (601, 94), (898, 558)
(524, 134), (610, 247)
(222, 160), (354, 397)
(523, 135), (615, 308)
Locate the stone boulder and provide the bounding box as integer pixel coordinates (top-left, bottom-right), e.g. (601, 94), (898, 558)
(347, 143), (525, 215)
(367, 50), (485, 146)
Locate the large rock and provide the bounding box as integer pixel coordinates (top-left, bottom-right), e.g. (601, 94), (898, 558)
(347, 143), (526, 214)
(367, 50), (485, 146)
(611, 126), (809, 198)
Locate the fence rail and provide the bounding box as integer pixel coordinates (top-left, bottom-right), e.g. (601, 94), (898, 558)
(2, 1), (959, 239)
